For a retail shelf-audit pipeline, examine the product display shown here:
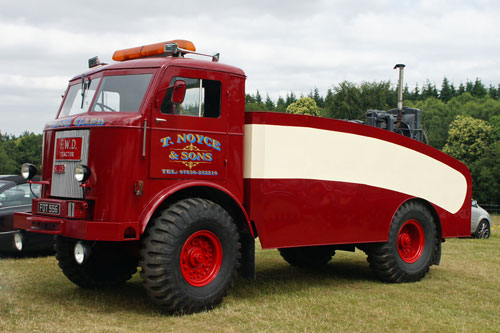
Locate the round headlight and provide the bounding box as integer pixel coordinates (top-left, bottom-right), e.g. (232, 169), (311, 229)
(21, 163), (37, 180)
(74, 165), (91, 183)
(13, 232), (24, 251)
(74, 241), (89, 264)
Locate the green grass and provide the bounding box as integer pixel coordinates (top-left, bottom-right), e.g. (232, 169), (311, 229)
(1, 217), (500, 332)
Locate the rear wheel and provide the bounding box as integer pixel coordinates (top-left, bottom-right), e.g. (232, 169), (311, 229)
(55, 237), (138, 288)
(140, 198), (240, 314)
(366, 201), (438, 283)
(279, 245), (335, 268)
(475, 220), (490, 239)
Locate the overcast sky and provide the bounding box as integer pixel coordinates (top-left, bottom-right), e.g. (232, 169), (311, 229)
(1, 0), (499, 135)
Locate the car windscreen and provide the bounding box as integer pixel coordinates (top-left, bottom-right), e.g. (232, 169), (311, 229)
(92, 74), (153, 113)
(0, 182), (40, 208)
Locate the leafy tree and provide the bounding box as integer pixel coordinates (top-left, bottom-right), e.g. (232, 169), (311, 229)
(359, 81), (396, 111)
(286, 97), (320, 116)
(0, 132), (42, 175)
(311, 88), (324, 108)
(488, 85), (499, 100)
(264, 94), (275, 111)
(276, 96), (287, 113)
(0, 144), (17, 174)
(245, 93), (256, 104)
(445, 93), (500, 122)
(255, 90), (263, 104)
(449, 83), (457, 99)
(470, 144), (500, 204)
(403, 84), (411, 101)
(411, 84), (421, 101)
(285, 92), (297, 107)
(466, 80), (474, 94)
(471, 78), (487, 98)
(322, 89), (335, 117)
(327, 81), (363, 120)
(472, 118), (500, 203)
(440, 77), (453, 102)
(489, 115), (500, 141)
(15, 132), (43, 169)
(407, 97), (453, 149)
(422, 81), (438, 99)
(245, 91), (266, 111)
(458, 83), (466, 95)
(245, 102), (266, 111)
(443, 115), (493, 167)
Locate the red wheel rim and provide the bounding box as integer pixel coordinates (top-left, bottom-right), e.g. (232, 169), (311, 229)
(397, 219), (425, 263)
(180, 230), (223, 287)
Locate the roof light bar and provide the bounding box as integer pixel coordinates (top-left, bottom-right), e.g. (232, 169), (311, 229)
(112, 39), (196, 61)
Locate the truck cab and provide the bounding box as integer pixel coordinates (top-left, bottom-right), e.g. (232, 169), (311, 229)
(16, 41), (249, 243)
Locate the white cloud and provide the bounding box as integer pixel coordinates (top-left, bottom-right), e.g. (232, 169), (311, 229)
(0, 0), (500, 135)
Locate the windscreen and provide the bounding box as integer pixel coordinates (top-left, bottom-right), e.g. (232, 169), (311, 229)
(58, 78), (101, 118)
(92, 74), (153, 113)
(57, 74), (153, 118)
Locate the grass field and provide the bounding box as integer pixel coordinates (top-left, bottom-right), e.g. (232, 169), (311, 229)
(1, 217), (499, 332)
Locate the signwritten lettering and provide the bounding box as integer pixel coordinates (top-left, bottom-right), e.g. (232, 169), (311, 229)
(159, 132), (222, 176)
(55, 137), (83, 161)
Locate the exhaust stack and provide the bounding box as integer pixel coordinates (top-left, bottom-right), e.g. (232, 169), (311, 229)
(366, 64), (426, 143)
(394, 64), (405, 111)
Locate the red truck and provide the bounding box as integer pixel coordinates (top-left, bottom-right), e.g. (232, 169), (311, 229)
(15, 40), (471, 313)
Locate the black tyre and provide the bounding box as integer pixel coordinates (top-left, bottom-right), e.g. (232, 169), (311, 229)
(279, 245), (335, 267)
(366, 201), (438, 283)
(474, 220), (490, 239)
(55, 236), (138, 288)
(140, 198), (241, 314)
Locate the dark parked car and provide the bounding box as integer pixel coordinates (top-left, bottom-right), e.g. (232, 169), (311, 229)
(0, 175), (54, 253)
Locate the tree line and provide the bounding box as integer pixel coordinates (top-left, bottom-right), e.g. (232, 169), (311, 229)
(247, 78), (500, 123)
(1, 77), (499, 205)
(247, 77), (500, 205)
(0, 132), (42, 175)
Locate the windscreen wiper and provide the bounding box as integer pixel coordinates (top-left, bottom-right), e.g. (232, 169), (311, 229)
(80, 74), (91, 108)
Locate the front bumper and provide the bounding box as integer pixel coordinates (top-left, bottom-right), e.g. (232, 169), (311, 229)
(14, 212), (140, 241)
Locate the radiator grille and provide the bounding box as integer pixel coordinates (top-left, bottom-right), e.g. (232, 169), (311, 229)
(51, 129), (90, 198)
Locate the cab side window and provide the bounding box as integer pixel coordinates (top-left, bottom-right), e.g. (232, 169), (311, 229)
(161, 77), (221, 118)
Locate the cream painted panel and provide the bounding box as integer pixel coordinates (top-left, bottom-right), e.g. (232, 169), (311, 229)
(244, 124), (467, 214)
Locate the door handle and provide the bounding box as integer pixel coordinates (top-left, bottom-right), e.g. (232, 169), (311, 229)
(155, 118), (167, 123)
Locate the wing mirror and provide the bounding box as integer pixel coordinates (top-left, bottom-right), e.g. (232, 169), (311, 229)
(171, 80), (186, 104)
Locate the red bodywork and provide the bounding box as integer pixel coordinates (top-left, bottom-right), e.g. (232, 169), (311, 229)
(14, 56), (472, 250)
(243, 112), (471, 249)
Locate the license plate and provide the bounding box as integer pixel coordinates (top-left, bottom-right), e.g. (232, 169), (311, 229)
(38, 202), (61, 215)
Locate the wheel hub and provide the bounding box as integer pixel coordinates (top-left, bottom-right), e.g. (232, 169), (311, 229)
(187, 248), (204, 266)
(397, 219), (425, 263)
(400, 234), (411, 249)
(180, 230), (223, 287)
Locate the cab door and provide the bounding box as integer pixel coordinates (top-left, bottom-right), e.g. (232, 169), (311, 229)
(149, 66), (228, 180)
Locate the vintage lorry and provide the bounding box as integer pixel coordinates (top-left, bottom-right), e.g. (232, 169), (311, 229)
(15, 40), (471, 313)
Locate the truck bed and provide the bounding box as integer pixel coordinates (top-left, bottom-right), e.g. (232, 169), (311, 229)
(243, 111), (471, 249)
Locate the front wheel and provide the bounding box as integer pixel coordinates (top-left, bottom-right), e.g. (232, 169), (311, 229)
(140, 198), (241, 313)
(366, 201), (438, 283)
(474, 220), (490, 239)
